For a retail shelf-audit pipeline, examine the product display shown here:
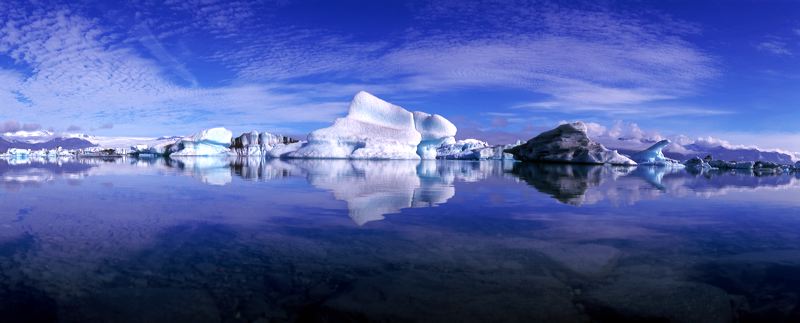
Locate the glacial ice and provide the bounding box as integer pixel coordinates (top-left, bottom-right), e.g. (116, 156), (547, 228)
(232, 131), (299, 157)
(437, 139), (489, 159)
(506, 122), (636, 165)
(708, 160), (754, 169)
(289, 91), (456, 160)
(684, 156), (712, 171)
(413, 111), (457, 159)
(630, 140), (684, 168)
(436, 139), (518, 160)
(168, 127), (233, 156)
(5, 148), (32, 156)
(265, 141), (304, 158)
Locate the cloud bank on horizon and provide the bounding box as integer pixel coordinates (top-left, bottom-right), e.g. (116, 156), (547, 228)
(0, 0), (798, 151)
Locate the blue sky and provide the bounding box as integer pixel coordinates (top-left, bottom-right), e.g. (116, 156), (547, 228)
(0, 0), (798, 150)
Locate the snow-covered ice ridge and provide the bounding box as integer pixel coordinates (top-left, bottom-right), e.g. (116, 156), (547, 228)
(288, 91), (457, 160)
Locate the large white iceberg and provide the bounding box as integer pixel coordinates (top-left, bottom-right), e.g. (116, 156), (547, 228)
(630, 140), (684, 168)
(289, 91), (456, 160)
(169, 127), (233, 156)
(506, 122), (636, 165)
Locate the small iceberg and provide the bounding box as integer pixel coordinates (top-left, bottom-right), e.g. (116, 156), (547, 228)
(169, 128), (233, 156)
(630, 140), (684, 168)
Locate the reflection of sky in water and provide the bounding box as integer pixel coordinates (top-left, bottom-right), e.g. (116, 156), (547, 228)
(0, 157), (799, 321)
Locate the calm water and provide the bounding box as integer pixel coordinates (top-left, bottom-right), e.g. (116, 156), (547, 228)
(1, 157), (800, 322)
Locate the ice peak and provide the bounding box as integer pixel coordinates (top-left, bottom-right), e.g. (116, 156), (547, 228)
(348, 91), (415, 130)
(644, 139), (671, 152)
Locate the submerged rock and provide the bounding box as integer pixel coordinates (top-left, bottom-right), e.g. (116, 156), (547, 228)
(505, 122), (636, 165)
(630, 140), (684, 168)
(289, 91), (456, 160)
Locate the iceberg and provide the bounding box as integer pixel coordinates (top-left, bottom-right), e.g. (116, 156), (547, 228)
(413, 111), (457, 159)
(437, 139), (490, 159)
(168, 128), (233, 156)
(437, 139), (518, 160)
(684, 156), (712, 171)
(708, 160), (754, 169)
(506, 122), (636, 165)
(232, 131), (262, 156)
(6, 148), (32, 156)
(265, 141), (304, 158)
(630, 140), (684, 168)
(232, 131), (299, 157)
(475, 145), (517, 160)
(289, 91), (456, 160)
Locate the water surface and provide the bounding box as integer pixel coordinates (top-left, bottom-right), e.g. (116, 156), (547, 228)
(1, 157), (800, 322)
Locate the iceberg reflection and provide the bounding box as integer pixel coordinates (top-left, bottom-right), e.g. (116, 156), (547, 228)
(0, 158), (97, 190)
(166, 157), (232, 186)
(509, 163), (800, 205)
(5, 156), (800, 221)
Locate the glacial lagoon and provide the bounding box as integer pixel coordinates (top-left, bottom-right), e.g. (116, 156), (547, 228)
(1, 157), (800, 322)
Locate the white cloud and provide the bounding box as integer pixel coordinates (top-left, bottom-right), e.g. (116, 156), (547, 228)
(0, 1), (724, 135)
(0, 7), (350, 135)
(581, 120), (800, 160)
(199, 2), (719, 116)
(756, 39), (792, 56)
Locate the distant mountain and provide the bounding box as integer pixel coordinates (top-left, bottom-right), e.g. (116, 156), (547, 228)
(0, 137), (97, 151)
(607, 139), (795, 164)
(682, 144), (795, 164)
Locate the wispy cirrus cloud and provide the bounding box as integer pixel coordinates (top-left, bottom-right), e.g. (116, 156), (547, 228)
(0, 0), (722, 137)
(757, 39), (792, 56)
(0, 4), (349, 135)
